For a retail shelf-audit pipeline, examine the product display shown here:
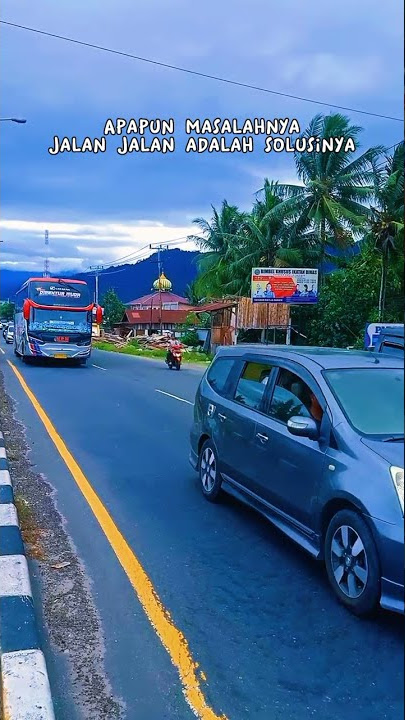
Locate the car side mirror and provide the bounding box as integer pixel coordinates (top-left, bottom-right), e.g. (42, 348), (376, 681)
(287, 416), (320, 440)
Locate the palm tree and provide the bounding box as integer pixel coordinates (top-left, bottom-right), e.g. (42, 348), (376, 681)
(222, 181), (292, 295)
(267, 113), (382, 280)
(367, 142), (404, 320)
(188, 201), (247, 298)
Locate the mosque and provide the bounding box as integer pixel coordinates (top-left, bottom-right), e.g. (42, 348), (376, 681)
(119, 272), (191, 335)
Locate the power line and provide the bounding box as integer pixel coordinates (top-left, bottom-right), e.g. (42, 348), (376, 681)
(1, 20), (402, 123)
(96, 233), (201, 270)
(83, 232), (201, 274)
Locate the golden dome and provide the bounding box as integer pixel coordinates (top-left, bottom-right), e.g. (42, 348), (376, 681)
(153, 272), (172, 291)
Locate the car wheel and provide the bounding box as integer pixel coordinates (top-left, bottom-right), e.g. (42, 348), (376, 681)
(325, 509), (380, 617)
(199, 440), (222, 502)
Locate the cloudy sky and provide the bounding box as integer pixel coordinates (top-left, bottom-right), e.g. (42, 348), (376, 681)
(0, 0), (403, 272)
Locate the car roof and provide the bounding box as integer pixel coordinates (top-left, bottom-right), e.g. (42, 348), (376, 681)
(215, 344), (403, 369)
(379, 326), (404, 339)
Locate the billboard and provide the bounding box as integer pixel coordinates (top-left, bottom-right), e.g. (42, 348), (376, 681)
(364, 322), (403, 350)
(251, 268), (318, 304)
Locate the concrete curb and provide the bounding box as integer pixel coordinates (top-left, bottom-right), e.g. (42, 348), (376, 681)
(0, 431), (55, 719)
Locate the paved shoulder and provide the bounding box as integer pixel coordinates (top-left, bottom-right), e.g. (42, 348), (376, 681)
(0, 430), (55, 720)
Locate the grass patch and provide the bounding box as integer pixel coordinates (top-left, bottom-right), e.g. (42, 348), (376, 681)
(94, 340), (213, 365)
(14, 495), (46, 561)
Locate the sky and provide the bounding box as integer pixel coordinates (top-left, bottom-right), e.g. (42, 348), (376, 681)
(0, 0), (403, 273)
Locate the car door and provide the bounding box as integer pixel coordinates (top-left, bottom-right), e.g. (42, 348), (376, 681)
(217, 357), (277, 496)
(254, 363), (328, 529)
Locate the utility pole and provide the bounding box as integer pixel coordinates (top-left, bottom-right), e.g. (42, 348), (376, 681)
(150, 244), (169, 335)
(43, 230), (50, 277)
(89, 265), (104, 305)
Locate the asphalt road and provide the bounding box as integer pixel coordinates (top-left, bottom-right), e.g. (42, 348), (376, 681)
(0, 343), (403, 720)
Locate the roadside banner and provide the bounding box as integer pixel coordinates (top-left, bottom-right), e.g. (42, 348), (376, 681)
(364, 322), (403, 349)
(251, 268), (318, 304)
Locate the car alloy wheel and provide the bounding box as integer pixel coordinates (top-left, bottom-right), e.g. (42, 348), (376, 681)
(201, 447), (216, 492)
(330, 525), (368, 599)
(199, 440), (222, 502)
(325, 509), (380, 617)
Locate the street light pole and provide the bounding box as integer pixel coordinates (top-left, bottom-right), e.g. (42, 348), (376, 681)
(150, 243), (169, 335)
(89, 265), (104, 305)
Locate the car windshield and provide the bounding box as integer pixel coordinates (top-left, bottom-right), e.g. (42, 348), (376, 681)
(30, 309), (91, 334)
(324, 368), (404, 437)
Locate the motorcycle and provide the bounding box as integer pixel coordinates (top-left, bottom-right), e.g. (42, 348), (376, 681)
(166, 343), (183, 370)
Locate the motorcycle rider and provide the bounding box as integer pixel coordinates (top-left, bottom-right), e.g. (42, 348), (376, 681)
(166, 332), (179, 364)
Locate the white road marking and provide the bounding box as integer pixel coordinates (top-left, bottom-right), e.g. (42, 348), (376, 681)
(0, 555), (32, 597)
(2, 650), (55, 720)
(0, 447), (6, 459)
(0, 503), (19, 527)
(92, 364), (107, 371)
(0, 347), (5, 354)
(155, 389), (194, 405)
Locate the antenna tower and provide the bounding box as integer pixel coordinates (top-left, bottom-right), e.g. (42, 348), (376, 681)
(44, 229), (50, 277)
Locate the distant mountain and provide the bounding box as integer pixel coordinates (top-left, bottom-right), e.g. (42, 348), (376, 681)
(0, 249), (201, 303)
(0, 270), (34, 301)
(0, 244), (361, 304)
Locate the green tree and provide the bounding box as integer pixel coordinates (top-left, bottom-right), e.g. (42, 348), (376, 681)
(270, 114), (381, 279)
(188, 201), (247, 298)
(185, 280), (204, 305)
(101, 289), (125, 330)
(366, 142), (404, 320)
(0, 301), (15, 321)
(307, 245), (402, 348)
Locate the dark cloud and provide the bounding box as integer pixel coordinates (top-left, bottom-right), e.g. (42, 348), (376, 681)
(0, 0), (402, 268)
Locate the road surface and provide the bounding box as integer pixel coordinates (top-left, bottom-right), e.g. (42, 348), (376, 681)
(0, 343), (403, 720)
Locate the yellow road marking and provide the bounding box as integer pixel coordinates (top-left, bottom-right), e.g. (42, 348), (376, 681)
(8, 361), (227, 720)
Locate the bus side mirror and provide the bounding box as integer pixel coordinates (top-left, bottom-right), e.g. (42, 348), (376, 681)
(96, 306), (103, 324)
(23, 300), (30, 321)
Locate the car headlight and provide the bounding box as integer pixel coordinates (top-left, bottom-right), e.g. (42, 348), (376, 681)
(390, 466), (404, 514)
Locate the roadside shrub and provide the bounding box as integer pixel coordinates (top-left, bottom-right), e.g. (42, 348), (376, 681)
(181, 330), (200, 346)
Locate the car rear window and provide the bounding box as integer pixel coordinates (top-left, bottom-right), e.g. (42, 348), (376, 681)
(206, 357), (235, 396)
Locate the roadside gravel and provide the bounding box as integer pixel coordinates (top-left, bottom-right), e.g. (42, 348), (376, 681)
(0, 370), (124, 720)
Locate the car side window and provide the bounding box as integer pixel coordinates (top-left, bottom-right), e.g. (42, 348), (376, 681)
(380, 342), (402, 355)
(206, 358), (235, 396)
(234, 362), (272, 411)
(268, 368), (323, 424)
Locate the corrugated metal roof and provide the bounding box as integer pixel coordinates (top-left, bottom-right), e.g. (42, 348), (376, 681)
(124, 309), (191, 324)
(127, 291), (190, 306)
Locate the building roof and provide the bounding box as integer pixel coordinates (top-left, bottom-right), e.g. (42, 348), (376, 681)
(127, 291), (190, 306)
(123, 308), (191, 325)
(193, 301), (238, 313)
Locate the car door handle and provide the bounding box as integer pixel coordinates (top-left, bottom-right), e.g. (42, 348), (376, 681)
(217, 413), (227, 422)
(256, 432), (268, 443)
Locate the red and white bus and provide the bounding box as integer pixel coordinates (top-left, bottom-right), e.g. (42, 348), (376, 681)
(14, 277), (102, 364)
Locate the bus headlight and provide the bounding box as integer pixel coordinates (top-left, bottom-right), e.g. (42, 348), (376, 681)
(390, 466), (404, 514)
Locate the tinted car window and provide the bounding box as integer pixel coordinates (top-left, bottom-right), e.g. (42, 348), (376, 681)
(324, 368), (404, 436)
(268, 369), (323, 424)
(206, 358), (235, 396)
(234, 362), (272, 410)
(380, 342), (403, 356)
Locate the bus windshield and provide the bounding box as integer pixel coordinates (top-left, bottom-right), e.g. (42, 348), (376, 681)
(29, 280), (91, 308)
(30, 309), (92, 334)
